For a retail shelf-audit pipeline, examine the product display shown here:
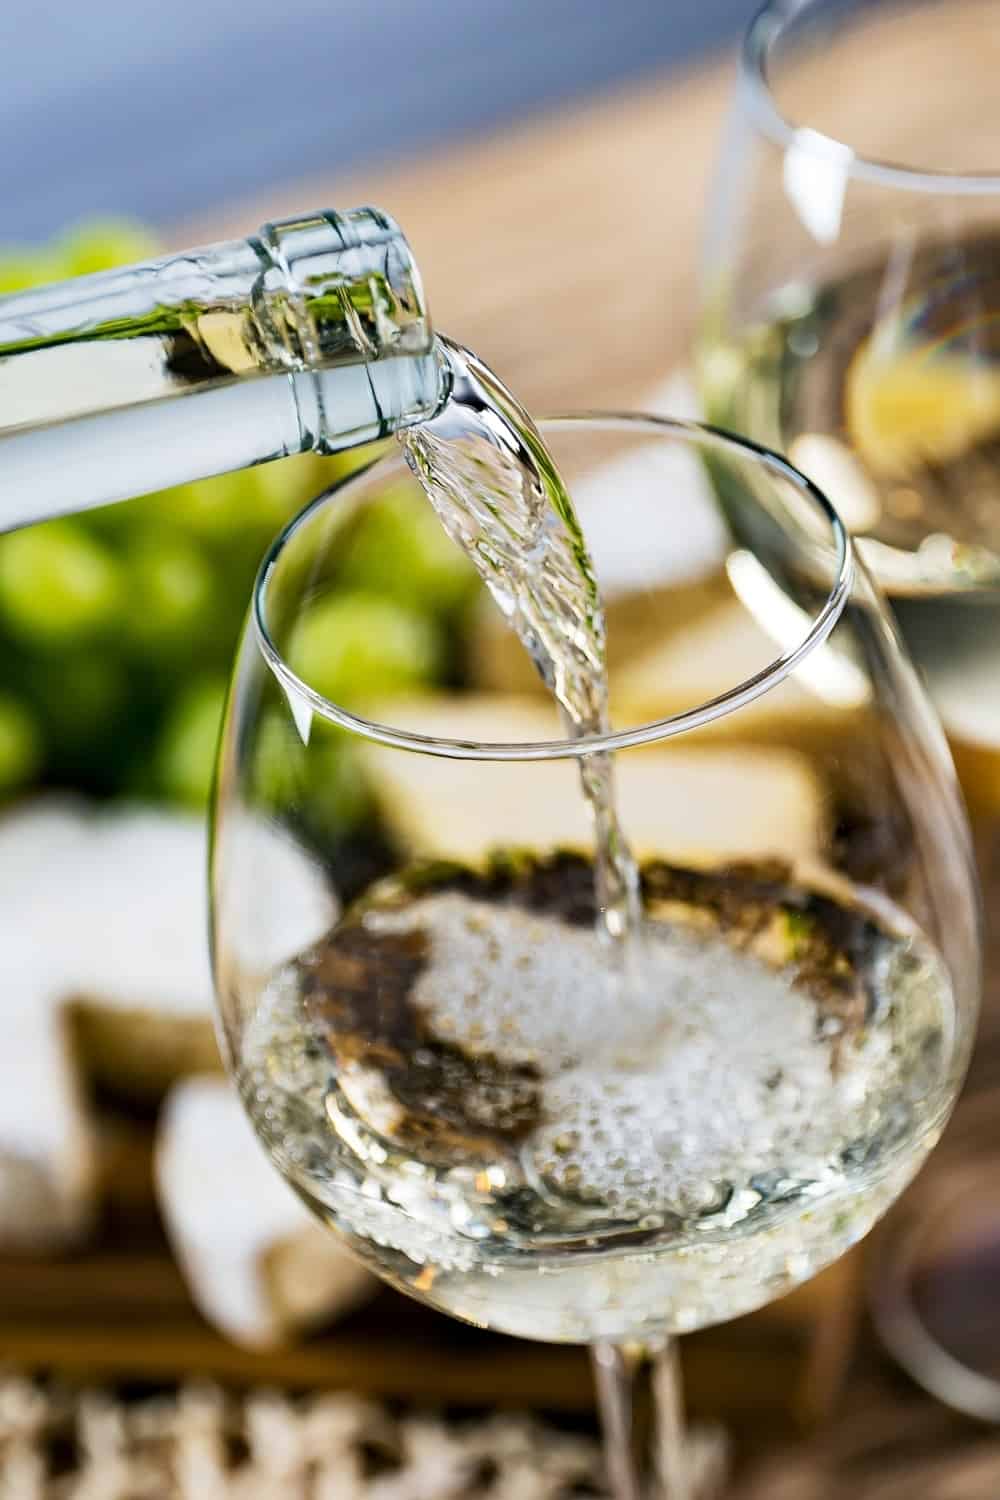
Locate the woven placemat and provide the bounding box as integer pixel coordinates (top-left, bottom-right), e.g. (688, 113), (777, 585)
(0, 1377), (592, 1500)
(0, 1376), (734, 1500)
(4, 1369), (999, 1497)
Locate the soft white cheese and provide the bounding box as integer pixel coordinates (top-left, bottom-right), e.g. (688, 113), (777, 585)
(156, 1077), (373, 1348)
(0, 803), (96, 1247)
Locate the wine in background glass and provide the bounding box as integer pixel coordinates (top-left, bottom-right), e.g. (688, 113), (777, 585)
(211, 398), (979, 1495)
(698, 0), (1000, 793)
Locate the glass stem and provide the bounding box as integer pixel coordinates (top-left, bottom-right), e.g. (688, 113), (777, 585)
(591, 1340), (693, 1500)
(650, 1339), (692, 1500)
(591, 1342), (643, 1500)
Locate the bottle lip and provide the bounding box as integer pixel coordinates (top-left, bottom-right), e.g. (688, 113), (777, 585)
(254, 208), (436, 372)
(743, 0), (1000, 195)
(253, 411), (854, 763)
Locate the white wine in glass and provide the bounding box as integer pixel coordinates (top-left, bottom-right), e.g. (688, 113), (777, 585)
(212, 397), (980, 1495)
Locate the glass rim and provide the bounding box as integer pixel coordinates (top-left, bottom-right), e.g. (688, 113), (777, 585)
(253, 412), (853, 763)
(743, 0), (1000, 196)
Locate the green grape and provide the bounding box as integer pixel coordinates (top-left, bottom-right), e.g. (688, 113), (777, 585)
(0, 250), (66, 294)
(0, 694), (42, 795)
(0, 522), (123, 644)
(58, 219), (159, 278)
(251, 710), (305, 807)
(145, 470), (260, 542)
(179, 449), (378, 548)
(28, 653), (137, 792)
(338, 483), (476, 613)
(33, 653), (126, 737)
(314, 442), (388, 490)
(124, 532), (215, 653)
(252, 712), (373, 835)
(155, 677), (228, 809)
(81, 483), (164, 540)
(249, 453), (329, 532)
(0, 217), (156, 300)
(288, 591), (442, 708)
(244, 447), (387, 548)
(309, 735), (374, 835)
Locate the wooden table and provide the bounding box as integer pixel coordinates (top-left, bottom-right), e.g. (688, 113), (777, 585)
(176, 42), (1000, 1493)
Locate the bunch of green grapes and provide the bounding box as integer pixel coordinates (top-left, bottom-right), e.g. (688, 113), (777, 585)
(0, 223), (477, 825)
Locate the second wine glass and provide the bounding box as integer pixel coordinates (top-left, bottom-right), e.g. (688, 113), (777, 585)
(698, 0), (1000, 1423)
(699, 0), (1000, 812)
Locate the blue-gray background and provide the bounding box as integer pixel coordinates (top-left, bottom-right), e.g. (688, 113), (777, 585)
(3, 0), (750, 241)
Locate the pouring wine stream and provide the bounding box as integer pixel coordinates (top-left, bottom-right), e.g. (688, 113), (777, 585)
(400, 339), (642, 948)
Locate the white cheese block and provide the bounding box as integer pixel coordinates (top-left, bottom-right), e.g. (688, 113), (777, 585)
(67, 809), (221, 1097)
(473, 563), (851, 753)
(0, 796), (339, 1251)
(470, 372), (728, 698)
(0, 803), (97, 1248)
(568, 381), (727, 600)
(620, 597), (778, 712)
(0, 973), (96, 1250)
(69, 808), (337, 1098)
(619, 371), (859, 748)
(156, 1077), (374, 1348)
(614, 595), (856, 748)
(471, 365), (854, 751)
(362, 694), (827, 868)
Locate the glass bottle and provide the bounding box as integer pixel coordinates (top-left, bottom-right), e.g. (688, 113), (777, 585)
(0, 207), (447, 528)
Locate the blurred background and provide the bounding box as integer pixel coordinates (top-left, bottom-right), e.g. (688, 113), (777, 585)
(2, 2), (999, 1496)
(6, 0), (747, 237)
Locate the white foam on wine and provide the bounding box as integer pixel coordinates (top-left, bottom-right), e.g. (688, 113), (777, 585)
(239, 878), (955, 1337)
(362, 893), (899, 1222)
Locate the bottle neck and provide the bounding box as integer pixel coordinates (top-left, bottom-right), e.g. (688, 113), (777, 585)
(0, 208), (447, 528)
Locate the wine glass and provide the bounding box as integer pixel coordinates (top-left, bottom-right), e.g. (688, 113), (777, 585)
(210, 415), (979, 1497)
(699, 0), (1000, 820)
(698, 0), (999, 1416)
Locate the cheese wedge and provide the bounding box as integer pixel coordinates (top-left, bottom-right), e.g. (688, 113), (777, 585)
(362, 694), (827, 867)
(156, 1077), (374, 1348)
(0, 802), (96, 1248)
(69, 809), (337, 1100)
(0, 800), (337, 1251)
(0, 977), (96, 1250)
(471, 379), (730, 698)
(468, 362), (854, 753)
(67, 810), (220, 1098)
(473, 566), (853, 755)
(614, 596), (856, 750)
(473, 572), (733, 700)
